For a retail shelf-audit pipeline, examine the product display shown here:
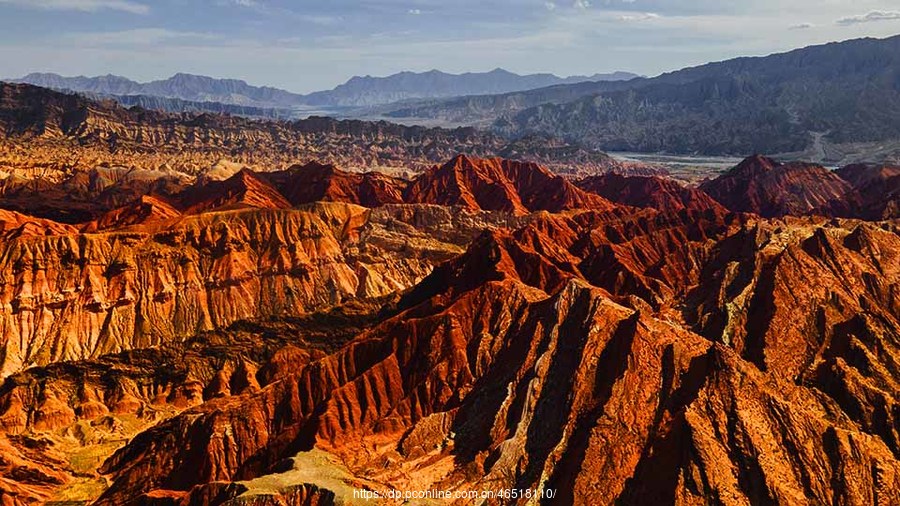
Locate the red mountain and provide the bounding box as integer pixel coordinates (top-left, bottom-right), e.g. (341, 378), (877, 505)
(179, 169), (291, 214)
(836, 163), (900, 219)
(82, 194), (181, 232)
(700, 155), (857, 217)
(576, 173), (727, 214)
(262, 162), (406, 207)
(405, 154), (614, 214)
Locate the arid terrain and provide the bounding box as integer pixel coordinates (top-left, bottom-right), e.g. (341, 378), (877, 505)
(0, 71), (898, 506)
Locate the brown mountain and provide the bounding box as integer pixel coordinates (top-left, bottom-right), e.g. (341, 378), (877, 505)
(179, 169), (292, 214)
(576, 173), (727, 214)
(0, 81), (630, 184)
(700, 155), (859, 217)
(405, 154), (614, 215)
(262, 162), (406, 207)
(836, 163), (900, 219)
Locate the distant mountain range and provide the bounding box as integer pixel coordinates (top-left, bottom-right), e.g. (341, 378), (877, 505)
(381, 35), (900, 163)
(13, 72), (305, 108)
(12, 68), (638, 110)
(84, 93), (294, 119)
(300, 68), (639, 106)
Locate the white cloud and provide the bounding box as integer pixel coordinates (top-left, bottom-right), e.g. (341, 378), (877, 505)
(836, 10), (900, 26)
(0, 0), (148, 14)
(789, 22), (813, 30)
(618, 12), (660, 22)
(574, 0), (590, 10)
(544, 2), (556, 11)
(408, 8), (421, 15)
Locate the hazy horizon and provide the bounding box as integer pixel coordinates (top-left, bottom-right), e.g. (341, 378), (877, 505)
(1, 1), (900, 93)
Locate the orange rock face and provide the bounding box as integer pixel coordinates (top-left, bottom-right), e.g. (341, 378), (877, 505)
(0, 203), (520, 377)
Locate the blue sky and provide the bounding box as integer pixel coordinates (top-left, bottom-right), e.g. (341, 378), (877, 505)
(1, 0), (899, 93)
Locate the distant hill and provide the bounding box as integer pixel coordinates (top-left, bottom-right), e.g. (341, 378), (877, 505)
(0, 81), (628, 181)
(301, 68), (639, 107)
(383, 35), (900, 161)
(10, 69), (638, 111)
(13, 72), (307, 108)
(13, 68), (639, 110)
(82, 93), (294, 119)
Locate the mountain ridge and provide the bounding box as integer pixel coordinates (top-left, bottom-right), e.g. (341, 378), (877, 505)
(12, 68), (639, 110)
(381, 35), (900, 163)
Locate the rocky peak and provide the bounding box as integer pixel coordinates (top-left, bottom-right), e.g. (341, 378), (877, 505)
(700, 155), (857, 217)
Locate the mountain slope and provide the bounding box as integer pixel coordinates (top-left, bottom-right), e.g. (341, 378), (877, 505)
(385, 35), (900, 160)
(404, 154), (615, 214)
(0, 82), (627, 181)
(700, 155), (858, 217)
(302, 68), (638, 106)
(13, 72), (306, 108)
(576, 173), (726, 214)
(14, 69), (639, 109)
(836, 163), (900, 219)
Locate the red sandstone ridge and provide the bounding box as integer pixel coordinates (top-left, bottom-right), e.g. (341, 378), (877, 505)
(405, 154), (615, 215)
(835, 163), (900, 219)
(0, 151), (898, 505)
(0, 209), (76, 238)
(82, 194), (181, 232)
(0, 203), (523, 377)
(262, 162), (406, 207)
(576, 173), (727, 214)
(700, 154), (858, 217)
(179, 169), (291, 214)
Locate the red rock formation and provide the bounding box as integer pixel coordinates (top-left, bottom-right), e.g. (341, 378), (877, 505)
(836, 163), (900, 219)
(0, 166), (189, 224)
(179, 169), (291, 214)
(263, 162), (406, 207)
(0, 435), (70, 505)
(0, 149), (897, 505)
(82, 194), (182, 232)
(700, 154), (858, 217)
(0, 210), (76, 238)
(576, 173), (727, 215)
(92, 211), (900, 505)
(0, 204), (515, 376)
(405, 155), (614, 215)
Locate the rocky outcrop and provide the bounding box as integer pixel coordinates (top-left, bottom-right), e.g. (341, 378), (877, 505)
(836, 163), (900, 219)
(700, 155), (858, 217)
(262, 162), (406, 207)
(83, 195), (182, 232)
(576, 173), (726, 214)
(180, 169), (291, 214)
(405, 154), (614, 215)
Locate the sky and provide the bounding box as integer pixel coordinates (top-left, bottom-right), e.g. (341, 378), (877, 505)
(0, 0), (899, 93)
